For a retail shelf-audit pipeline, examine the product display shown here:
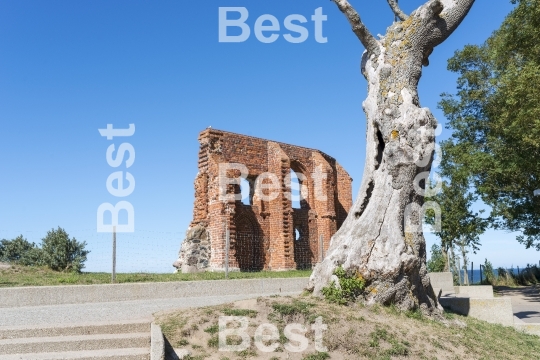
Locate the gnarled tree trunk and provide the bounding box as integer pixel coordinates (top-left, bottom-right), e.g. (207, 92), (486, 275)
(307, 0), (475, 314)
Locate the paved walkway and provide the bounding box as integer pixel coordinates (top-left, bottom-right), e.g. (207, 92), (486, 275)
(0, 292), (300, 329)
(496, 286), (540, 324)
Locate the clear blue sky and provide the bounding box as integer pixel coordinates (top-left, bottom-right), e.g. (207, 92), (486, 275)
(1, 0), (535, 273)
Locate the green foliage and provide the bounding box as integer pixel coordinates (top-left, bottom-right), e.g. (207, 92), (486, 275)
(41, 227), (89, 273)
(207, 335), (219, 348)
(426, 244), (446, 272)
(321, 266), (365, 305)
(368, 327), (410, 357)
(440, 0), (540, 250)
(0, 229), (89, 273)
(0, 236), (44, 266)
(271, 300), (315, 318)
(204, 324), (219, 334)
(483, 259), (495, 284)
(302, 352), (330, 360)
(221, 308), (258, 318)
(483, 261), (540, 286)
(405, 309), (424, 321)
(425, 181), (489, 260)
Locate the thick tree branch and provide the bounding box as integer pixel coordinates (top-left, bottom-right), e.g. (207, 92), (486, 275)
(333, 0), (380, 56)
(421, 0), (476, 47)
(387, 0), (409, 21)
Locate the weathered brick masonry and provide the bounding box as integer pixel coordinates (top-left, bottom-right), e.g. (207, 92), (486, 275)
(173, 129), (353, 272)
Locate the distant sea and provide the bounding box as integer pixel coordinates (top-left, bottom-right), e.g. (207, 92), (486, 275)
(454, 265), (539, 284)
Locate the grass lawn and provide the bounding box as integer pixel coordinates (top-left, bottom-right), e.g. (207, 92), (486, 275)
(155, 294), (540, 360)
(0, 263), (312, 287)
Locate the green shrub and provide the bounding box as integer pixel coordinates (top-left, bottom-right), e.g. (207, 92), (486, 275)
(41, 227), (89, 273)
(271, 300), (314, 317)
(321, 266), (365, 305)
(0, 236), (44, 266)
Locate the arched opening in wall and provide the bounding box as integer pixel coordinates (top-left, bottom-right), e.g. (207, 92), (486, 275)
(234, 213), (262, 271)
(293, 225), (311, 270)
(290, 161), (310, 210)
(290, 169), (302, 209)
(240, 177), (252, 206)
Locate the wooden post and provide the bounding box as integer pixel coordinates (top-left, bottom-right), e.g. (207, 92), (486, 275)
(471, 262), (473, 285)
(112, 226), (116, 284)
(480, 264), (483, 284)
(457, 258), (462, 286)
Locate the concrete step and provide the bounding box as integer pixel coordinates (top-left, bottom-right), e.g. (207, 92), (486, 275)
(0, 347), (149, 360)
(513, 316), (540, 336)
(514, 323), (540, 336)
(0, 333), (150, 355)
(0, 320), (150, 340)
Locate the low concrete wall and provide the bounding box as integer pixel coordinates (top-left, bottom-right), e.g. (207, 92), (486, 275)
(0, 277), (308, 308)
(453, 285), (493, 298)
(439, 297), (514, 326)
(428, 272), (454, 293)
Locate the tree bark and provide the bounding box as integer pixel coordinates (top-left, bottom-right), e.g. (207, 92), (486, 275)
(442, 245), (449, 272)
(459, 240), (469, 285)
(307, 0), (475, 314)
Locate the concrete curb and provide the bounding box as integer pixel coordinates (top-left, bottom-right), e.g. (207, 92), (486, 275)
(514, 323), (540, 336)
(0, 277), (308, 308)
(453, 285), (494, 298)
(151, 323), (165, 360)
(439, 297), (514, 326)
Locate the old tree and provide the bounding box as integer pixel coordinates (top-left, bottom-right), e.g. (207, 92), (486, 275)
(307, 0), (475, 314)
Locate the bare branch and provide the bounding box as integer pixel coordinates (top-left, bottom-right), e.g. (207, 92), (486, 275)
(332, 0), (380, 56)
(387, 0), (409, 21)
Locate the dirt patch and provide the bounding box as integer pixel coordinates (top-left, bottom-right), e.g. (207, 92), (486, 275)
(0, 262), (11, 270)
(154, 294), (540, 360)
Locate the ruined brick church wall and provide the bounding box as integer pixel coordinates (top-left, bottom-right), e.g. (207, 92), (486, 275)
(173, 129), (353, 273)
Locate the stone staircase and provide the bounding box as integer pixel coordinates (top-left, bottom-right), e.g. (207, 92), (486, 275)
(0, 320), (151, 360)
(429, 272), (540, 336)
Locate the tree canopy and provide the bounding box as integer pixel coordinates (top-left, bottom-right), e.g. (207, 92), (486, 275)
(439, 0), (540, 249)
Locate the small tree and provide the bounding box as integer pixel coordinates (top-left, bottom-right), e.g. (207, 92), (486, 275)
(426, 244), (446, 273)
(483, 259), (495, 285)
(41, 227), (89, 272)
(425, 179), (489, 274)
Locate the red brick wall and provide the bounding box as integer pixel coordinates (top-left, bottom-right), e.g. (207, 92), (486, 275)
(186, 129), (353, 272)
